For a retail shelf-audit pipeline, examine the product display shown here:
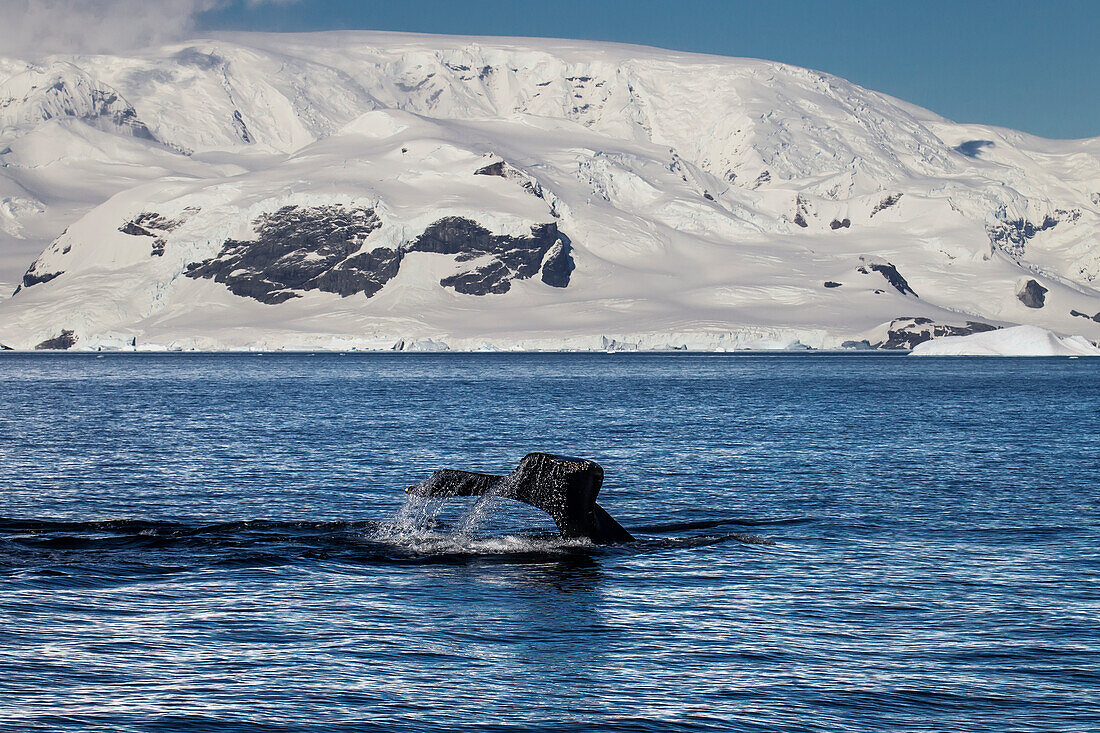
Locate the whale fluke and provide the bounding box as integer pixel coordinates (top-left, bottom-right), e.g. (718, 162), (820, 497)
(407, 453), (635, 544)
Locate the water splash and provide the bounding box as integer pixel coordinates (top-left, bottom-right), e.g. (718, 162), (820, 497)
(367, 476), (594, 557)
(370, 491), (449, 544)
(453, 469), (524, 536)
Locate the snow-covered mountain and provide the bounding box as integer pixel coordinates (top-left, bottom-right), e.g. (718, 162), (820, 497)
(1, 31), (1098, 350)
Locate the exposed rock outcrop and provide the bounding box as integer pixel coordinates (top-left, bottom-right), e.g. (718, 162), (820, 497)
(34, 330), (77, 350)
(869, 193), (903, 217)
(411, 218), (569, 295)
(185, 205), (387, 304)
(1070, 309), (1100, 323)
(119, 212), (182, 257)
(472, 157), (561, 217)
(985, 210), (1079, 258)
(858, 257), (917, 297)
(18, 269), (62, 291)
(474, 161), (506, 177)
(185, 206), (574, 304)
(1016, 279), (1048, 308)
(537, 235), (575, 288)
(876, 317), (998, 350)
(792, 195), (811, 228)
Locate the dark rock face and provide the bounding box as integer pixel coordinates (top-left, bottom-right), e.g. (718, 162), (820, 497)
(120, 221), (152, 236)
(829, 218), (851, 230)
(313, 247), (404, 297)
(540, 235), (575, 288)
(793, 195), (811, 228)
(857, 258), (917, 297)
(120, 212), (180, 234)
(185, 206), (573, 304)
(15, 244), (65, 294)
(20, 269), (62, 290)
(877, 317), (998, 350)
(231, 110), (253, 144)
(870, 193), (903, 217)
(35, 330), (77, 350)
(119, 212), (181, 257)
(474, 161), (506, 177)
(439, 262), (512, 295)
(408, 452), (634, 544)
(472, 157), (560, 217)
(111, 107), (155, 141)
(986, 214), (1067, 258)
(186, 205), (386, 304)
(1070, 309), (1100, 323)
(823, 281), (842, 288)
(410, 218), (569, 295)
(86, 88), (155, 141)
(518, 178), (558, 217)
(1016, 279), (1048, 308)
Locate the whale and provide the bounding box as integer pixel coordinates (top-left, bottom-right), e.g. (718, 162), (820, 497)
(407, 452), (635, 544)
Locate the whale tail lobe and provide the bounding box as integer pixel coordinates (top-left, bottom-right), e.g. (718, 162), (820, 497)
(407, 452), (634, 544)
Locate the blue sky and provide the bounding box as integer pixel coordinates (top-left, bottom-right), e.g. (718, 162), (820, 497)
(200, 0), (1099, 140)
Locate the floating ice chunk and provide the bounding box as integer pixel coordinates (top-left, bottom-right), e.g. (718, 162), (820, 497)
(910, 325), (1100, 357)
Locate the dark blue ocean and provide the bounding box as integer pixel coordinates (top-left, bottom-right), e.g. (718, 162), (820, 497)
(1, 353), (1098, 732)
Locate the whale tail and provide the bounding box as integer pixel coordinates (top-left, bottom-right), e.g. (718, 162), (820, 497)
(407, 452), (634, 544)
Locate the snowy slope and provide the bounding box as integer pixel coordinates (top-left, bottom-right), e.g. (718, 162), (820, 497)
(0, 31), (1098, 350)
(911, 326), (1100, 357)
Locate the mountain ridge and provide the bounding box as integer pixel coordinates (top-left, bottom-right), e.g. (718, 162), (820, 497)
(0, 31), (1097, 350)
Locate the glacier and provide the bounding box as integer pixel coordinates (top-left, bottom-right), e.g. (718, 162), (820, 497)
(0, 31), (1098, 351)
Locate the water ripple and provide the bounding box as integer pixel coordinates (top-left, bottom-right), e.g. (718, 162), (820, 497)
(1, 353), (1098, 732)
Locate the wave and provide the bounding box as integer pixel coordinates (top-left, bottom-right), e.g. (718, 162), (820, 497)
(629, 516), (811, 534)
(0, 513), (779, 573)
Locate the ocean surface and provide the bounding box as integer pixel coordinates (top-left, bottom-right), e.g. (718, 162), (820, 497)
(1, 353), (1097, 732)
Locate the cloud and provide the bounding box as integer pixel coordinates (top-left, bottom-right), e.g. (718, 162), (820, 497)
(0, 0), (297, 58)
